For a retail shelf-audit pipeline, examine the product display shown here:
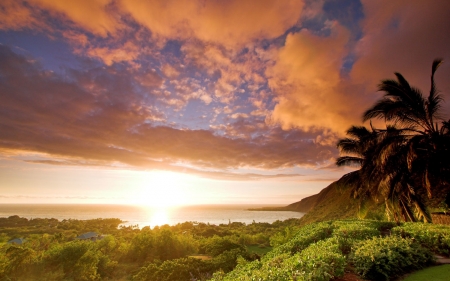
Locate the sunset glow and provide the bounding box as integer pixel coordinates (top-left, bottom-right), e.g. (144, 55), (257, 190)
(131, 171), (192, 207)
(0, 0), (449, 207)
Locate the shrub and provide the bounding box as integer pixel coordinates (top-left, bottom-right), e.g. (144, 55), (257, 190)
(332, 221), (381, 255)
(43, 240), (116, 280)
(352, 236), (434, 280)
(392, 222), (450, 255)
(202, 236), (245, 257)
(266, 221), (334, 258)
(291, 238), (346, 281)
(269, 226), (298, 247)
(332, 222), (381, 240)
(212, 238), (345, 281)
(132, 257), (212, 281)
(210, 248), (248, 273)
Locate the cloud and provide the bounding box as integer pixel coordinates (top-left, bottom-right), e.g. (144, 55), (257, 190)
(266, 23), (362, 133)
(119, 0), (304, 48)
(264, 0), (450, 139)
(28, 0), (120, 37)
(3, 0), (448, 183)
(0, 0), (47, 31)
(231, 113), (249, 119)
(0, 45), (337, 178)
(162, 64), (180, 78)
(86, 41), (141, 66)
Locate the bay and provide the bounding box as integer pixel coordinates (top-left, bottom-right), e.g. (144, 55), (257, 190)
(0, 204), (304, 228)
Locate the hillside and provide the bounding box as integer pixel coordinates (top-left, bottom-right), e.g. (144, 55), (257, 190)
(284, 173), (450, 226)
(296, 179), (382, 226)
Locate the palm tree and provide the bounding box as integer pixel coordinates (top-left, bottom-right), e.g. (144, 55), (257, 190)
(363, 59), (447, 197)
(337, 124), (430, 222)
(337, 59), (449, 223)
(363, 59), (443, 134)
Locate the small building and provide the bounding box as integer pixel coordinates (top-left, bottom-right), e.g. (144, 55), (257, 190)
(7, 238), (26, 245)
(76, 232), (98, 240)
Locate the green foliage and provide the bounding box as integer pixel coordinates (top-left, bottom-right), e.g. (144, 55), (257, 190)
(391, 222), (450, 255)
(351, 236), (434, 280)
(202, 236), (245, 257)
(246, 245), (272, 256)
(43, 240), (117, 280)
(1, 245), (37, 279)
(212, 238), (345, 281)
(210, 247), (249, 273)
(331, 220), (381, 255)
(332, 221), (381, 240)
(126, 228), (198, 263)
(1, 215), (447, 281)
(132, 257), (213, 281)
(272, 221), (333, 257)
(269, 226), (299, 247)
(212, 221), (346, 281)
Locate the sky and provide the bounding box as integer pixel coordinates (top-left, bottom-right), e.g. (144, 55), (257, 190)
(0, 0), (449, 207)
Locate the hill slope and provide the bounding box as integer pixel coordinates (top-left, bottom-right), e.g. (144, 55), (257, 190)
(284, 176), (385, 225)
(285, 173), (449, 225)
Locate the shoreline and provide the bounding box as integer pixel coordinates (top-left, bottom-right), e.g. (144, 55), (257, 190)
(248, 206), (300, 212)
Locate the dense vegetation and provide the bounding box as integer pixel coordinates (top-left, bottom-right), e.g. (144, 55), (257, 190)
(213, 220), (450, 281)
(336, 59), (450, 223)
(0, 215), (301, 280)
(1, 215), (450, 280)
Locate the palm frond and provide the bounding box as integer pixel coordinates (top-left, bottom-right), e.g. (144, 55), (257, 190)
(336, 156), (363, 167)
(428, 59), (444, 127)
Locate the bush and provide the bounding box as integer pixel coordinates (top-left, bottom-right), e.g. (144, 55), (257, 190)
(132, 257), (212, 281)
(212, 238), (345, 281)
(332, 221), (381, 240)
(266, 221), (334, 258)
(392, 222), (450, 255)
(202, 236), (245, 257)
(352, 236), (434, 280)
(43, 240), (116, 280)
(331, 221), (381, 255)
(291, 238), (346, 281)
(269, 226), (298, 247)
(210, 248), (248, 273)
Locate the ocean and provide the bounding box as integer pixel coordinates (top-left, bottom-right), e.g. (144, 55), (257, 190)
(0, 204), (305, 228)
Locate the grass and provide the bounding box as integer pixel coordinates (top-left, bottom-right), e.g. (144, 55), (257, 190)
(401, 264), (450, 281)
(246, 245), (272, 255)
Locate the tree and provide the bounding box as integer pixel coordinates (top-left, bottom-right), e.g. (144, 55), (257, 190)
(337, 59), (450, 222)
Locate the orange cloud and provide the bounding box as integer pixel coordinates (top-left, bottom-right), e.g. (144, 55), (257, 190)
(28, 0), (119, 37)
(86, 41), (140, 66)
(119, 0), (304, 48)
(266, 23), (358, 134)
(162, 64), (180, 78)
(0, 0), (47, 31)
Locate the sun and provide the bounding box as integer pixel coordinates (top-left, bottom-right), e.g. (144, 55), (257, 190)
(132, 171), (191, 208)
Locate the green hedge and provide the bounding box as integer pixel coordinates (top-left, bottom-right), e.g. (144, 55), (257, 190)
(211, 237), (345, 281)
(351, 236), (434, 280)
(392, 222), (450, 255)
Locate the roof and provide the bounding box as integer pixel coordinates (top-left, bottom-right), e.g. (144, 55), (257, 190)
(7, 238), (25, 245)
(76, 232), (98, 240)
